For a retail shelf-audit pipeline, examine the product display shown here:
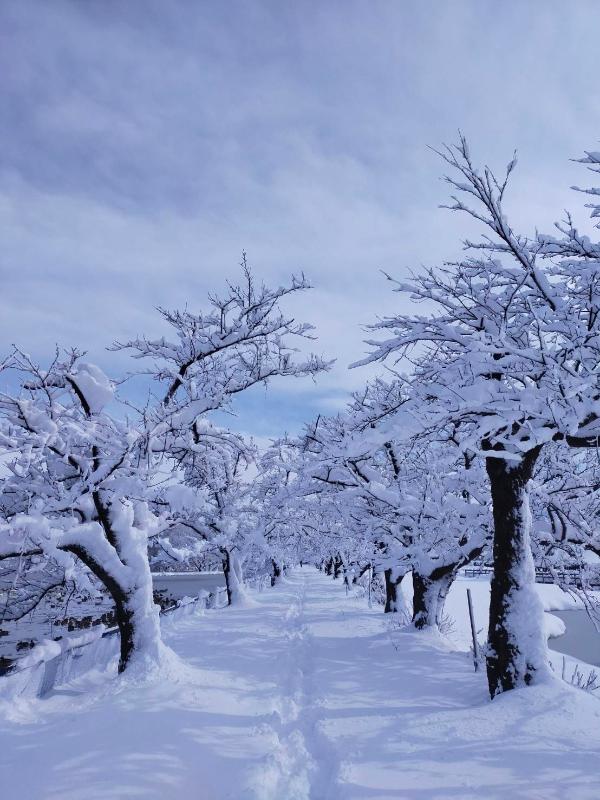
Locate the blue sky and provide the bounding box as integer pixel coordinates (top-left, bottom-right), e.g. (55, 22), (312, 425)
(2, 1), (600, 442)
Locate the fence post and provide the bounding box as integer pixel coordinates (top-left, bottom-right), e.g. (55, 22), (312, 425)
(466, 588), (479, 672)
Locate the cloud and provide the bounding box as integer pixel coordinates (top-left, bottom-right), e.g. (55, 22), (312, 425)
(2, 0), (600, 438)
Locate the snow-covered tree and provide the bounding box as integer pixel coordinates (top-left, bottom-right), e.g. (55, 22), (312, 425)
(118, 261), (331, 604)
(0, 261), (330, 672)
(158, 425), (259, 605)
(0, 349), (166, 674)
(354, 138), (600, 697)
(296, 379), (490, 625)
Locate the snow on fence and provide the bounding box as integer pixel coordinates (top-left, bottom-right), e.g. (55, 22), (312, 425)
(461, 565), (599, 588)
(461, 566), (493, 578)
(0, 574), (270, 700)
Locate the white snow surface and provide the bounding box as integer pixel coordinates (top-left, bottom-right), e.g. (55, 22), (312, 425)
(1, 567), (600, 799)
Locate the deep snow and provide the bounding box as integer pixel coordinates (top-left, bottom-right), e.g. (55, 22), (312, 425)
(1, 567), (600, 799)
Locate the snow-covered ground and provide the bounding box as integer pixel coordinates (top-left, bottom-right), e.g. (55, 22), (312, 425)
(441, 574), (600, 682)
(1, 567), (600, 799)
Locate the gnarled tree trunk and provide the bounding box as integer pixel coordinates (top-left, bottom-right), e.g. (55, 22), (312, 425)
(412, 567), (455, 629)
(384, 567), (407, 613)
(71, 502), (162, 674)
(486, 448), (550, 698)
(270, 558), (282, 586)
(222, 549), (246, 606)
(333, 555), (343, 579)
(112, 581), (162, 673)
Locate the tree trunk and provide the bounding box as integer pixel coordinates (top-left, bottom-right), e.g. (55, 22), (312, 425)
(324, 558), (333, 576)
(412, 568), (454, 629)
(222, 549), (232, 605)
(333, 555), (343, 579)
(384, 567), (407, 613)
(114, 596), (135, 671)
(486, 448), (550, 698)
(110, 507), (162, 673)
(222, 549), (245, 606)
(113, 582), (161, 673)
(270, 558), (282, 587)
(68, 508), (162, 675)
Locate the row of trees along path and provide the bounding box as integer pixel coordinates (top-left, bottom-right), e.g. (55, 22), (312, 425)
(3, 141), (600, 706)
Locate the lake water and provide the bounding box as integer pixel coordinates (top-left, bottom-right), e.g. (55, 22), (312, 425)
(1, 572), (226, 663)
(550, 609), (600, 667)
(152, 572), (225, 599)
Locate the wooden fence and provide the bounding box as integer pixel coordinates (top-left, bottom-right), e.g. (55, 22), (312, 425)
(0, 574), (270, 699)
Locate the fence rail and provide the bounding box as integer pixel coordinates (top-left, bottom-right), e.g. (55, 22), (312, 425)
(461, 566), (493, 578)
(0, 573), (270, 699)
(461, 565), (600, 589)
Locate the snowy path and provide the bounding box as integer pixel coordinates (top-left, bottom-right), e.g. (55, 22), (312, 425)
(2, 567), (600, 799)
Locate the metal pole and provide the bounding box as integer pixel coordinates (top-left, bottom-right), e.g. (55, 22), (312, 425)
(466, 588), (479, 672)
(368, 564), (373, 608)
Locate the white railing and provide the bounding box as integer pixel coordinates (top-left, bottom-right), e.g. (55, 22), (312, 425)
(0, 574), (270, 700)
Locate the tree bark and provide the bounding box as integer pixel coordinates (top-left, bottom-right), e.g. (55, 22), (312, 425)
(222, 549), (233, 605)
(114, 597), (135, 671)
(222, 549), (245, 606)
(412, 567), (454, 629)
(384, 567), (407, 613)
(486, 447), (550, 698)
(270, 559), (282, 587)
(333, 555), (343, 579)
(68, 538), (161, 674)
(113, 584), (161, 673)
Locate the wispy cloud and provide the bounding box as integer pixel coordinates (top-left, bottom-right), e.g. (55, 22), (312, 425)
(3, 0), (600, 436)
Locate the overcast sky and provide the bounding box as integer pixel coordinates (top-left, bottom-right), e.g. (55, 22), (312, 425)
(2, 1), (600, 441)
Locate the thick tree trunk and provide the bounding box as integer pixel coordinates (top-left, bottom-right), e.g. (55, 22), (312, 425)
(412, 568), (454, 629)
(111, 508), (162, 673)
(222, 549), (245, 606)
(324, 558), (333, 576)
(384, 567), (407, 613)
(486, 448), (550, 698)
(333, 555), (343, 579)
(113, 582), (161, 673)
(114, 595), (135, 671)
(270, 559), (282, 587)
(69, 508), (162, 675)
